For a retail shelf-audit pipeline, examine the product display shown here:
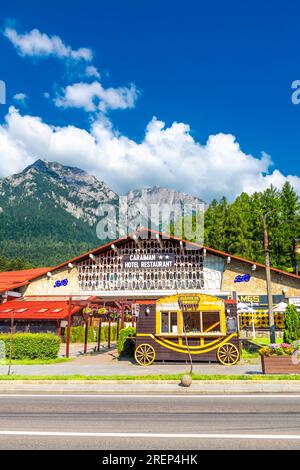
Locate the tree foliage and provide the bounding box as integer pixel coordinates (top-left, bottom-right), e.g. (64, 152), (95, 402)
(204, 183), (300, 271)
(283, 304), (300, 344)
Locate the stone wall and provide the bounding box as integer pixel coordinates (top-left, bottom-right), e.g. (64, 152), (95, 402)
(23, 266), (80, 296)
(222, 260), (300, 297)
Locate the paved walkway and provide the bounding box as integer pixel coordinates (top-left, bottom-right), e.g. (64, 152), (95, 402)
(0, 350), (262, 376)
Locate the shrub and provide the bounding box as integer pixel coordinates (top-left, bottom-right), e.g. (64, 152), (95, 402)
(259, 343), (294, 357)
(98, 324), (118, 342)
(283, 304), (300, 344)
(70, 326), (95, 343)
(0, 333), (61, 359)
(117, 327), (136, 357)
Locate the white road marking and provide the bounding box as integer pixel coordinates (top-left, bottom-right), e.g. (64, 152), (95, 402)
(0, 430), (299, 440)
(0, 394), (299, 399)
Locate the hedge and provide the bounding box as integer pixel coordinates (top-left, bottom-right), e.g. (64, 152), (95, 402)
(0, 333), (61, 359)
(69, 325), (119, 343)
(70, 326), (95, 343)
(117, 327), (136, 357)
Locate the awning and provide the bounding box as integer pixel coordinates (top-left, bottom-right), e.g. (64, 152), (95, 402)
(0, 298), (83, 320)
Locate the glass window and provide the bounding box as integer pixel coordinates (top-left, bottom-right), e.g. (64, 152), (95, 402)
(202, 311), (221, 333)
(161, 312), (169, 333)
(161, 312), (178, 333)
(183, 311), (201, 333)
(182, 311), (221, 334)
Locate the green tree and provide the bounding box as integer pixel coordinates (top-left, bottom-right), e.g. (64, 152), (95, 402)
(283, 304), (300, 344)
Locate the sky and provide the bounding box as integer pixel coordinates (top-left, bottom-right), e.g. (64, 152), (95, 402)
(0, 0), (300, 202)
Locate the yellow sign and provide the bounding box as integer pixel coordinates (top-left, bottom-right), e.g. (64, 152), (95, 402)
(295, 240), (300, 256)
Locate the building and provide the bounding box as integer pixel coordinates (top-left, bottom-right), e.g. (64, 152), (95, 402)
(0, 227), (299, 336)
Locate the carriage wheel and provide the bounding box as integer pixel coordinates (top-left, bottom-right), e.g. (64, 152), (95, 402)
(217, 343), (239, 365)
(135, 343), (156, 366)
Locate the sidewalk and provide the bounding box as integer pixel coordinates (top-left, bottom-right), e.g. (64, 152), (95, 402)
(0, 358), (262, 376)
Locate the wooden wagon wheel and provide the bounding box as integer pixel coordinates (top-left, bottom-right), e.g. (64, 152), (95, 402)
(217, 343), (240, 365)
(135, 343), (156, 366)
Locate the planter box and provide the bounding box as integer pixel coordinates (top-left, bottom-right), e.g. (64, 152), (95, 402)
(261, 355), (300, 374)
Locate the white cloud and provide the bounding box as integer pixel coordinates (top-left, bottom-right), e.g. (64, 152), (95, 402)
(4, 26), (92, 61)
(13, 92), (28, 105)
(85, 65), (100, 78)
(0, 106), (299, 201)
(55, 81), (139, 113)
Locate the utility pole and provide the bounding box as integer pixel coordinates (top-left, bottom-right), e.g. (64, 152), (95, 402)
(293, 239), (300, 275)
(263, 213), (275, 344)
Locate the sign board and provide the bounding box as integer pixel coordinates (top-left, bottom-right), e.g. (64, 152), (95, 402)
(157, 293), (224, 313)
(122, 253), (175, 269)
(234, 274), (251, 283)
(178, 294), (201, 311)
(221, 294), (284, 308)
(295, 240), (300, 256)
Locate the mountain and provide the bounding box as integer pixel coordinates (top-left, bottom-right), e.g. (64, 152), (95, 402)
(0, 159), (206, 267)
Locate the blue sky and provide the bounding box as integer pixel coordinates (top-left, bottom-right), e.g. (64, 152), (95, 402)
(0, 0), (300, 201)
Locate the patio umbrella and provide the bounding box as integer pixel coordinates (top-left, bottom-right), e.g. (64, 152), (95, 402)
(273, 302), (287, 313)
(237, 302), (255, 313)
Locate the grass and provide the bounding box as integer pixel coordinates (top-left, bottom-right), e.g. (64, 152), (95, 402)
(0, 373), (300, 380)
(0, 357), (71, 365)
(251, 337), (282, 346)
(241, 348), (259, 360)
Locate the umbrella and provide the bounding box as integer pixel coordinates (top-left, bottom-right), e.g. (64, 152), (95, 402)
(237, 302), (255, 313)
(273, 302), (287, 313)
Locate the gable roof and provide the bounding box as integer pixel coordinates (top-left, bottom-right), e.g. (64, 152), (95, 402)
(0, 267), (51, 293)
(1, 227), (300, 287)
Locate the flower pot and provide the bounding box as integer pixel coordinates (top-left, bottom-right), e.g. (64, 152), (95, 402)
(261, 355), (300, 374)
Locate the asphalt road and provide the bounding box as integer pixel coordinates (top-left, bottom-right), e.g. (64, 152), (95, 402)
(0, 394), (300, 450)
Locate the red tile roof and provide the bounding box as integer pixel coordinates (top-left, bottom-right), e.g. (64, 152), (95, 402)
(0, 268), (50, 293)
(0, 298), (82, 320)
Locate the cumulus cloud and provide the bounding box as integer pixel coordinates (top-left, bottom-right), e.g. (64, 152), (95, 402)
(55, 81), (139, 113)
(12, 92), (28, 105)
(85, 65), (100, 78)
(4, 26), (92, 61)
(0, 106), (299, 201)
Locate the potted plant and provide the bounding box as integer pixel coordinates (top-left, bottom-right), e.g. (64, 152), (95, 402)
(260, 342), (300, 374)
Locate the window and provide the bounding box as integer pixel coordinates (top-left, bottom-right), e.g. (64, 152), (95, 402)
(183, 311), (201, 333)
(183, 311), (221, 334)
(202, 311), (221, 333)
(161, 312), (178, 333)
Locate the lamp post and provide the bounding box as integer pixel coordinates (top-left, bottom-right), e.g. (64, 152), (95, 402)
(262, 211), (276, 344)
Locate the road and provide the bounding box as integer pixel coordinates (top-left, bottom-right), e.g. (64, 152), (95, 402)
(0, 394), (300, 449)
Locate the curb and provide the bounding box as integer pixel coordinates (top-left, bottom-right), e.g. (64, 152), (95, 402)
(1, 380), (300, 393)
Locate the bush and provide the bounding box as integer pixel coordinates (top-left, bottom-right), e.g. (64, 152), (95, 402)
(283, 304), (300, 344)
(117, 327), (136, 357)
(70, 326), (95, 343)
(259, 343), (294, 357)
(0, 333), (61, 359)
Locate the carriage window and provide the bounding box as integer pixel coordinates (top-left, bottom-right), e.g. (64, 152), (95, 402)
(202, 311), (221, 333)
(183, 312), (201, 333)
(161, 312), (178, 333)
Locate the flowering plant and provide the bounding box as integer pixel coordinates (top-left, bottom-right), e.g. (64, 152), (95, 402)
(259, 342), (294, 357)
